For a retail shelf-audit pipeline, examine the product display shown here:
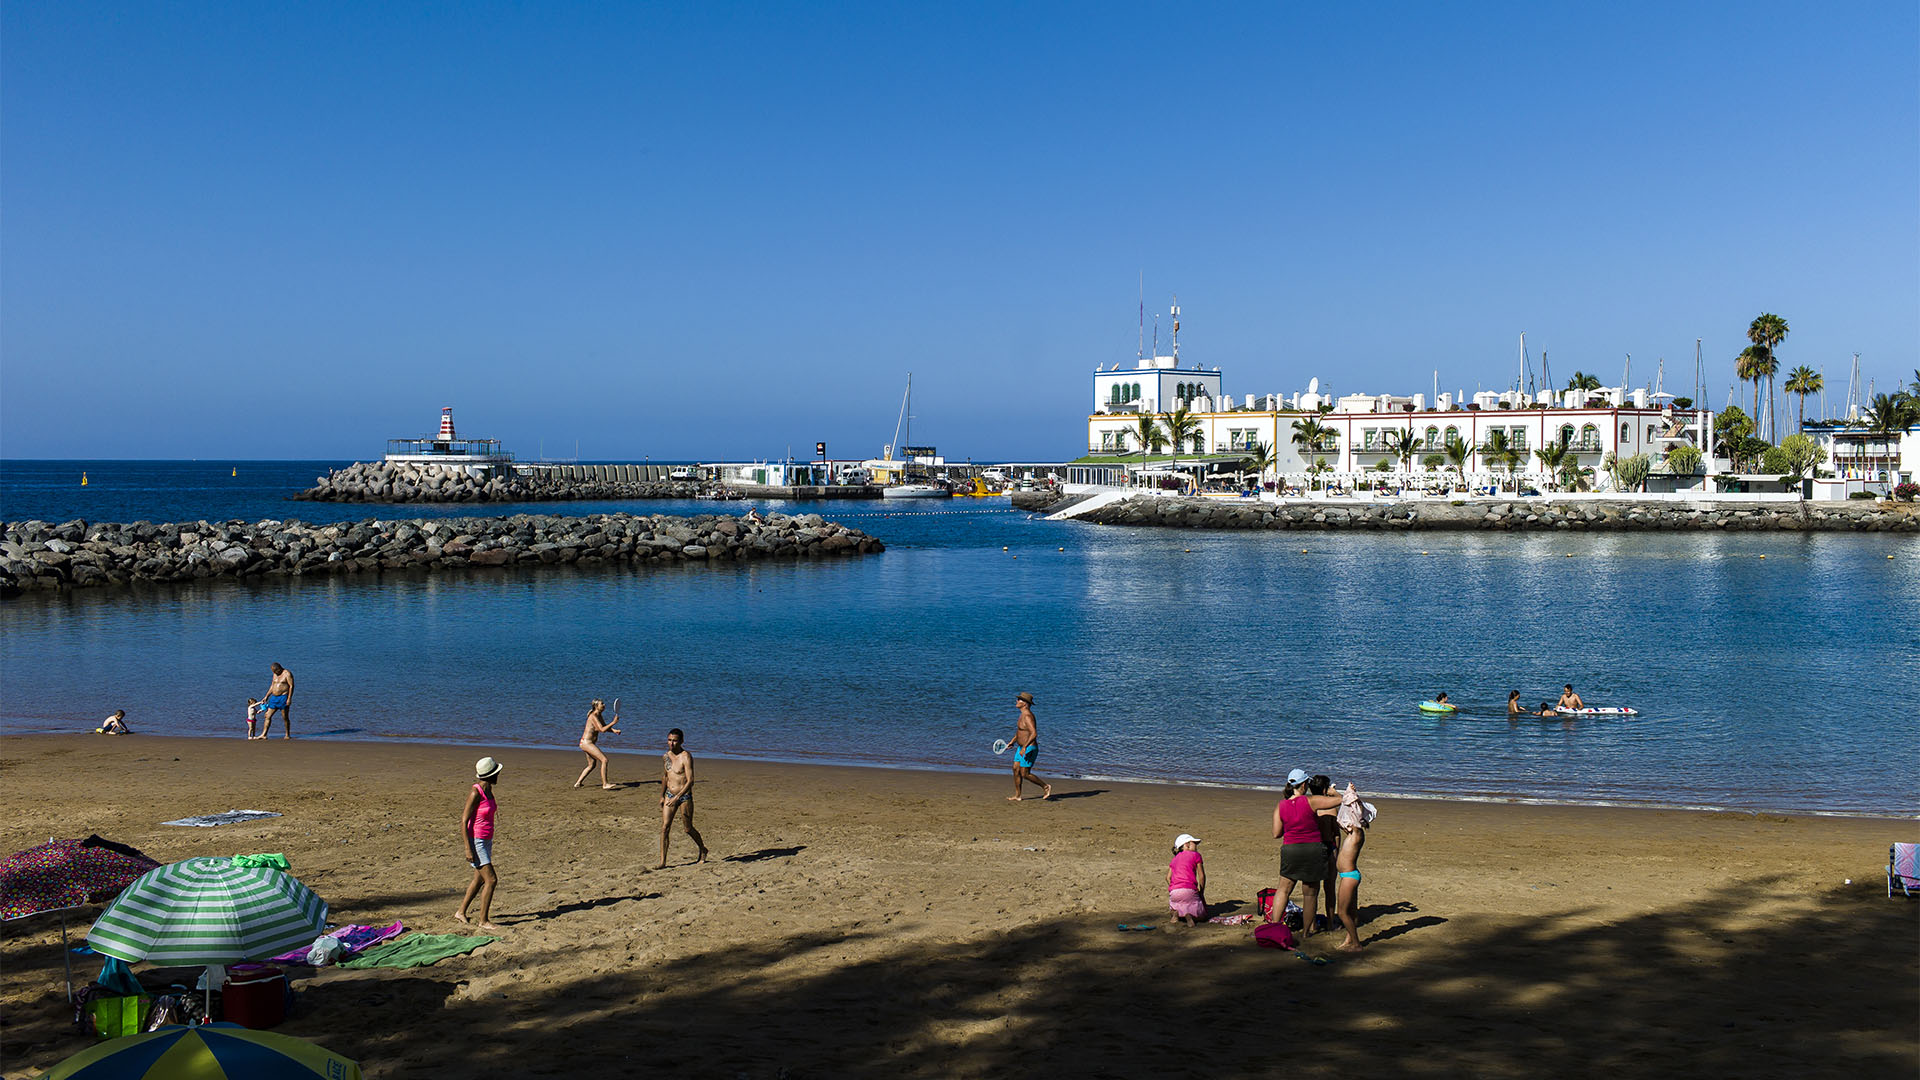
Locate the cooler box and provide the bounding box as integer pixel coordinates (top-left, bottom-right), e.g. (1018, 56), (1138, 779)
(221, 965), (286, 1029)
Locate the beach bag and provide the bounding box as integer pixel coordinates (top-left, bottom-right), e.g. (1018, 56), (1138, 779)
(88, 994), (149, 1039)
(1256, 888), (1275, 917)
(1253, 923), (1297, 950)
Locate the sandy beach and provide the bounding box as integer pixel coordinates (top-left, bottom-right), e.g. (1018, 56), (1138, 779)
(1, 734), (1913, 1078)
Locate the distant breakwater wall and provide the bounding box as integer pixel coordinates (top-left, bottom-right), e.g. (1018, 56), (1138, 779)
(1, 512), (884, 596)
(1073, 496), (1920, 532)
(294, 461), (703, 503)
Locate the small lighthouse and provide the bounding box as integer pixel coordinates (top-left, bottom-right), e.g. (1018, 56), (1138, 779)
(438, 407), (457, 441)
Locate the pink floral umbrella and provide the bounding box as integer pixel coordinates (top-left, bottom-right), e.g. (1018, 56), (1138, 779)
(1, 835), (160, 1001)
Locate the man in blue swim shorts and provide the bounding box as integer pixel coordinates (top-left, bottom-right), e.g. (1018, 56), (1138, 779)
(1007, 691), (1051, 801)
(259, 662), (295, 739)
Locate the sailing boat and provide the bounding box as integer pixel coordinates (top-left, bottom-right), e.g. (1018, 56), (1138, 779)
(878, 375), (945, 499)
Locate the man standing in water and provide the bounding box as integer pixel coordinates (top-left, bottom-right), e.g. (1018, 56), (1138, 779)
(1008, 691), (1051, 801)
(655, 728), (708, 869)
(259, 663), (295, 739)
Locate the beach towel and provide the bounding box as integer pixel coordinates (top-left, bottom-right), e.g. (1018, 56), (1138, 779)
(1208, 913), (1257, 925)
(161, 810), (282, 828)
(339, 933), (495, 969)
(269, 921), (406, 965)
(230, 853), (291, 870)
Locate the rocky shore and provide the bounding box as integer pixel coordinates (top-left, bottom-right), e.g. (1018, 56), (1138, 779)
(1, 512), (884, 596)
(1068, 495), (1920, 532)
(293, 461), (704, 503)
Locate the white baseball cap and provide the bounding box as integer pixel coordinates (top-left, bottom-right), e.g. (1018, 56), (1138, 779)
(1173, 833), (1202, 849)
(1286, 768), (1310, 786)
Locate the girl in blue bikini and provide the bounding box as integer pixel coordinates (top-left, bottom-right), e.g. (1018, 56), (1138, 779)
(1332, 785), (1370, 953)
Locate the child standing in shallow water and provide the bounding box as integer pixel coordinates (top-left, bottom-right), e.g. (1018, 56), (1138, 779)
(1167, 833), (1207, 926)
(455, 757), (503, 932)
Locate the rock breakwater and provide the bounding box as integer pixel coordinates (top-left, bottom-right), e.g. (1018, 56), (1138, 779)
(1072, 496), (1920, 532)
(1, 512), (884, 596)
(294, 461), (703, 503)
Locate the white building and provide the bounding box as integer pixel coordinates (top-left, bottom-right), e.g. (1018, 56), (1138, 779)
(1086, 359), (1708, 489)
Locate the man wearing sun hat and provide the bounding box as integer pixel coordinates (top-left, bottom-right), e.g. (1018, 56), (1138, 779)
(1007, 691), (1051, 801)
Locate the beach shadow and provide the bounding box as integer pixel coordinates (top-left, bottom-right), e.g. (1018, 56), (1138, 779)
(1362, 914), (1446, 944)
(509, 893), (661, 921)
(724, 846), (807, 863)
(1045, 789), (1108, 801)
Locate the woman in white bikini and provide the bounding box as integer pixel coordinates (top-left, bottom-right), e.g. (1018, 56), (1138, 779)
(573, 699), (621, 790)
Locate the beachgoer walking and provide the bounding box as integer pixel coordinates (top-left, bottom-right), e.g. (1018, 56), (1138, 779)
(1558, 684), (1585, 711)
(572, 699), (621, 790)
(259, 663), (295, 739)
(655, 729), (708, 869)
(1008, 691), (1051, 801)
(1167, 833), (1207, 926)
(1266, 768), (1343, 934)
(96, 710), (132, 735)
(455, 757), (503, 931)
(1332, 785), (1372, 953)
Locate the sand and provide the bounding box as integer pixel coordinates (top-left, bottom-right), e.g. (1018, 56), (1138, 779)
(1, 735), (1914, 1078)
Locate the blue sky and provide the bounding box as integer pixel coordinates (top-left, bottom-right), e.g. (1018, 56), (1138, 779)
(3, 2), (1915, 461)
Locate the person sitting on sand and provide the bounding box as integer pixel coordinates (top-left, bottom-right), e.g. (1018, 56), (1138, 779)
(1332, 784), (1372, 953)
(573, 699), (621, 790)
(656, 728), (708, 869)
(1558, 684), (1585, 711)
(96, 710), (132, 735)
(456, 757), (503, 932)
(1267, 768), (1345, 935)
(1167, 833), (1207, 927)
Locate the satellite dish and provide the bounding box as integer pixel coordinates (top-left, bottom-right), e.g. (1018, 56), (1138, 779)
(1307, 377), (1320, 394)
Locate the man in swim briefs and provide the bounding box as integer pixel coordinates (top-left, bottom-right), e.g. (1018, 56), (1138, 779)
(656, 728), (708, 869)
(1008, 691), (1051, 801)
(260, 663), (295, 739)
(1558, 684), (1585, 711)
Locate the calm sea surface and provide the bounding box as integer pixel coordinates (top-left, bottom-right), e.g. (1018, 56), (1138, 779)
(4, 460), (1917, 814)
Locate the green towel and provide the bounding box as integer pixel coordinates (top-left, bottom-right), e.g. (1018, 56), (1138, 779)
(230, 853), (290, 870)
(338, 933), (496, 969)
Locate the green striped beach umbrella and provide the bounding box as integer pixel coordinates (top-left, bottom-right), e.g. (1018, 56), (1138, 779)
(87, 857), (328, 965)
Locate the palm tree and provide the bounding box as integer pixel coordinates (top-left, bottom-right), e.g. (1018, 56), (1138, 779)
(1481, 429), (1520, 489)
(1305, 456), (1332, 491)
(1534, 429), (1572, 490)
(1131, 413), (1166, 460)
(1239, 441), (1276, 489)
(1160, 407), (1201, 479)
(1385, 425), (1422, 474)
(1290, 417), (1331, 455)
(1867, 392), (1920, 472)
(1735, 346), (1770, 424)
(1783, 365), (1821, 434)
(1749, 313), (1790, 441)
(1443, 435), (1472, 485)
(1566, 371), (1601, 393)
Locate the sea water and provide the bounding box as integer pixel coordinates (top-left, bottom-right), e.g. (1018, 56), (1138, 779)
(3, 460), (1917, 814)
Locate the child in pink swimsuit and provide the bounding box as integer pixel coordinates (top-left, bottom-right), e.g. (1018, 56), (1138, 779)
(1168, 833), (1207, 926)
(455, 757), (503, 932)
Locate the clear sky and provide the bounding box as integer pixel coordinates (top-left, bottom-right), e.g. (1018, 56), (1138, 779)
(3, 2), (1915, 461)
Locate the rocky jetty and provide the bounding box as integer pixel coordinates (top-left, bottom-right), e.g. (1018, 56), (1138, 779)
(1070, 496), (1920, 532)
(1, 512), (884, 596)
(294, 461), (703, 503)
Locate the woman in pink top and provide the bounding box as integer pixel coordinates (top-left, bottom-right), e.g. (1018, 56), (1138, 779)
(455, 756), (503, 931)
(1266, 768), (1346, 935)
(1167, 833), (1207, 926)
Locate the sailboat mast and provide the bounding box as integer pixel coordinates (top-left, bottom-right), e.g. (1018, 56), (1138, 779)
(889, 375), (911, 460)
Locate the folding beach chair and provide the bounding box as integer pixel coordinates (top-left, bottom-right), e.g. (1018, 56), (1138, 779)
(1889, 843), (1919, 899)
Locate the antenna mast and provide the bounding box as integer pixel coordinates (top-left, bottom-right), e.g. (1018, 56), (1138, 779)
(1693, 339), (1703, 410)
(1518, 332), (1531, 396)
(1137, 272), (1145, 364)
(1170, 296), (1181, 365)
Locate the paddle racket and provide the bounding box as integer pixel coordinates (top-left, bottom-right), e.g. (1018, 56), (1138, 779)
(992, 739), (1010, 755)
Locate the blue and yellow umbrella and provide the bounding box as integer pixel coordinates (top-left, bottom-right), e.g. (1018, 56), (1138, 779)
(40, 1023), (361, 1079)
